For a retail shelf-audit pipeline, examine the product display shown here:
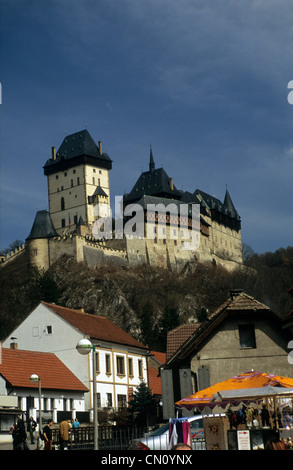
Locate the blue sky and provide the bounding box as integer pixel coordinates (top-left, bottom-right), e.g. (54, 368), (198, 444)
(1, 0), (293, 254)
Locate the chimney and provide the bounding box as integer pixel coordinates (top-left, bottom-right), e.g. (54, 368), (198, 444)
(98, 141), (102, 155)
(10, 338), (18, 349)
(230, 289), (243, 300)
(52, 146), (56, 160)
(169, 177), (174, 190)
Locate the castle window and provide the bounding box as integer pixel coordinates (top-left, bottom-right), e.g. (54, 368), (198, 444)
(61, 197), (65, 211)
(62, 219), (65, 228)
(77, 177), (80, 185)
(56, 175), (59, 180)
(71, 179), (73, 187)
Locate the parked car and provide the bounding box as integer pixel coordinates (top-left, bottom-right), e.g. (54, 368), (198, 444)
(135, 415), (206, 450)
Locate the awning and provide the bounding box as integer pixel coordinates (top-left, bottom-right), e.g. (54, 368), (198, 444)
(176, 371), (293, 410)
(213, 385), (293, 401)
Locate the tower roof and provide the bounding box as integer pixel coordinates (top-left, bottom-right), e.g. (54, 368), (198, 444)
(26, 210), (58, 240)
(44, 129), (112, 174)
(223, 188), (238, 218)
(124, 148), (181, 203)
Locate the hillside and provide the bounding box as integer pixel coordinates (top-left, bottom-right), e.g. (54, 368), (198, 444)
(1, 246), (293, 351)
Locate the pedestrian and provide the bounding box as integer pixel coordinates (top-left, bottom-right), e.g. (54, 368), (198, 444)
(12, 417), (28, 450)
(260, 403), (270, 427)
(72, 418), (80, 442)
(43, 419), (54, 451)
(59, 419), (71, 450)
(28, 416), (37, 444)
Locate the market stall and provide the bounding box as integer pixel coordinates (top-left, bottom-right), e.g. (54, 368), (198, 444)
(175, 371), (293, 450)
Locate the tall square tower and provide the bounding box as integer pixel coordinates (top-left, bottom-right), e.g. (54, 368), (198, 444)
(43, 130), (112, 234)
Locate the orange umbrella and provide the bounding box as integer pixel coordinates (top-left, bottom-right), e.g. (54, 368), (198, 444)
(176, 370), (293, 410)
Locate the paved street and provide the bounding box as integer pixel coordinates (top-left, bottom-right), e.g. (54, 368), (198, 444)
(0, 439), (38, 451)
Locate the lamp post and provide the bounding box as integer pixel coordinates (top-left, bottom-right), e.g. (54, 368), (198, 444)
(76, 339), (99, 450)
(30, 374), (42, 450)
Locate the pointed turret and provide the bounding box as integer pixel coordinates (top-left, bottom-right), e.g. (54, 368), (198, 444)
(26, 210), (58, 240)
(149, 145), (155, 173)
(224, 188), (238, 219)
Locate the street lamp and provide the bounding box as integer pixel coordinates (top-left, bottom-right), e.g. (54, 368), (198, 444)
(76, 339), (99, 450)
(30, 374), (42, 450)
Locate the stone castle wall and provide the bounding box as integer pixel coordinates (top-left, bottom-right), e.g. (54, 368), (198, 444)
(1, 224), (242, 273)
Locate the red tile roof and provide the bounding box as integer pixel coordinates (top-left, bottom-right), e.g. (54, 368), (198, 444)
(166, 324), (198, 361)
(150, 350), (166, 365)
(0, 348), (88, 391)
(148, 367), (162, 395)
(42, 302), (147, 350)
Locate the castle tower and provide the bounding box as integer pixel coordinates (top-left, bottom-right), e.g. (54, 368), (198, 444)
(26, 210), (58, 270)
(43, 130), (112, 234)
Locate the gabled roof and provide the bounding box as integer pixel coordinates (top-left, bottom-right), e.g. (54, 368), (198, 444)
(124, 149), (182, 203)
(26, 210), (58, 240)
(195, 188), (240, 221)
(124, 167), (182, 203)
(166, 291), (279, 366)
(41, 302), (147, 350)
(0, 348), (88, 391)
(166, 324), (198, 361)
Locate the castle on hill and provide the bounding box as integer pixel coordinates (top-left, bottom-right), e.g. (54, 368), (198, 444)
(1, 129), (243, 272)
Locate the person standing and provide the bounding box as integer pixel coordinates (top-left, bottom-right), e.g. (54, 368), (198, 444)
(43, 419), (54, 451)
(12, 418), (27, 450)
(72, 418), (80, 442)
(28, 416), (37, 444)
(59, 419), (71, 450)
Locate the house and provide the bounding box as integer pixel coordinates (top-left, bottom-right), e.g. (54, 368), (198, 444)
(160, 289), (293, 419)
(2, 302), (149, 419)
(0, 346), (87, 442)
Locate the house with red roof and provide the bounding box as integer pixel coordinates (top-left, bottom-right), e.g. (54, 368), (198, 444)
(0, 346), (87, 443)
(2, 302), (149, 421)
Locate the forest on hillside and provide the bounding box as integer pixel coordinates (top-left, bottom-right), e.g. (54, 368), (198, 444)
(1, 243), (293, 351)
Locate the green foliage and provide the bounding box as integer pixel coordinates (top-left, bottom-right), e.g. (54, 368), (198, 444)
(129, 381), (155, 413)
(0, 265), (61, 340)
(26, 267), (61, 306)
(1, 244), (293, 350)
(129, 381), (156, 426)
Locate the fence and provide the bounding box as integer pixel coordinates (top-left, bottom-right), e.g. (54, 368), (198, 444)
(51, 425), (148, 450)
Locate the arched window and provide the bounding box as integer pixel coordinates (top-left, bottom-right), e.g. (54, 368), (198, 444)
(61, 197), (65, 211)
